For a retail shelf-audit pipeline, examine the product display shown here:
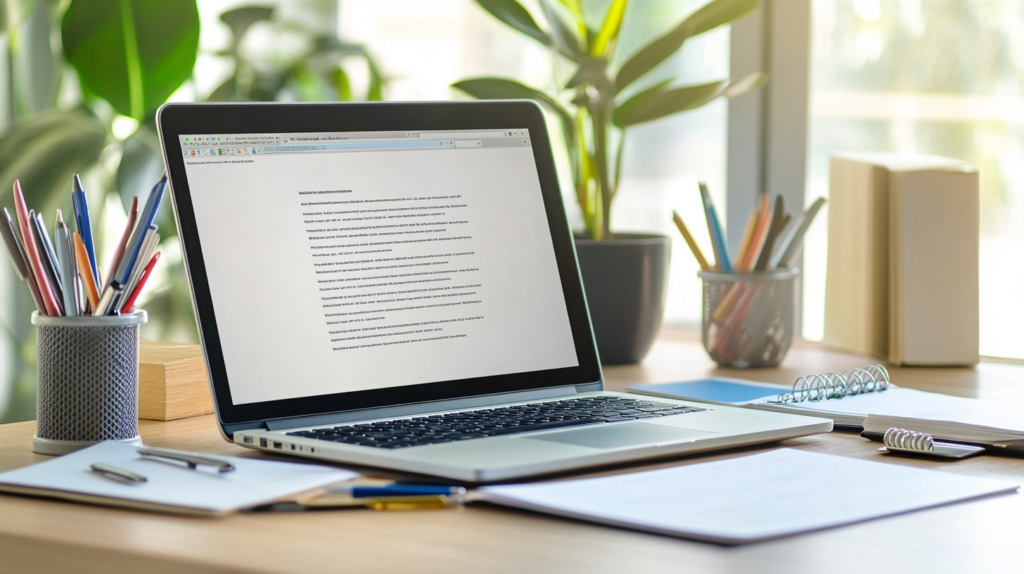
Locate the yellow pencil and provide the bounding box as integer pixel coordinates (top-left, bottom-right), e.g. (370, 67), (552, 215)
(671, 210), (710, 270)
(74, 232), (100, 310)
(733, 209), (759, 267)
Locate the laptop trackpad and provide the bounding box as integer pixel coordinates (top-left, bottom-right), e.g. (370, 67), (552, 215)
(521, 423), (715, 450)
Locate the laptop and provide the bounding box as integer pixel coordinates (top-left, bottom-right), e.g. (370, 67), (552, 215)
(157, 101), (831, 483)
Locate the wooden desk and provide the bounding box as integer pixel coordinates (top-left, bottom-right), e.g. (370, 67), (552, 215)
(2, 334), (1023, 574)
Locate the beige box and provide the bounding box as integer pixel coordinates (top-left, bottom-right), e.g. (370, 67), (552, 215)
(139, 340), (214, 421)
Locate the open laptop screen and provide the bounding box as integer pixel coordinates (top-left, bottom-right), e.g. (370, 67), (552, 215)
(178, 128), (578, 405)
(159, 102), (600, 427)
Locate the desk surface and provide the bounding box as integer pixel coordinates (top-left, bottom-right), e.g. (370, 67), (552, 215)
(2, 333), (1024, 574)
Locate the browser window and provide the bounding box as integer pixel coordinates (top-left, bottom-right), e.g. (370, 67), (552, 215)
(177, 128), (578, 405)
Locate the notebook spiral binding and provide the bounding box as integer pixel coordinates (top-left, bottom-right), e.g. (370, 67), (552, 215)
(883, 427), (934, 452)
(769, 364), (890, 404)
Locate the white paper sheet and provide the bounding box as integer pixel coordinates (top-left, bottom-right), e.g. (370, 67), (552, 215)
(479, 449), (1018, 544)
(0, 441), (357, 515)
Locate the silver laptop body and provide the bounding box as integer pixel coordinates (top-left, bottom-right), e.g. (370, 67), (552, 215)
(158, 101), (832, 483)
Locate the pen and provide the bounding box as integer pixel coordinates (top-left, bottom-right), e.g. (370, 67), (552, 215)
(90, 462), (148, 484)
(31, 211), (64, 309)
(137, 446), (236, 473)
(74, 232), (101, 310)
(327, 484), (468, 499)
(0, 207), (45, 313)
(72, 174), (100, 286)
(113, 176), (166, 289)
(699, 182), (732, 273)
(103, 195), (138, 292)
(246, 495), (457, 513)
(119, 252), (160, 313)
(13, 180), (61, 315)
(55, 212), (78, 317)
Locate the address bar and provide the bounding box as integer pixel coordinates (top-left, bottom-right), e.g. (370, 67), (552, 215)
(255, 140), (455, 153)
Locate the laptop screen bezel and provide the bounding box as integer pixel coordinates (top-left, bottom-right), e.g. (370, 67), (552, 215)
(157, 101), (602, 428)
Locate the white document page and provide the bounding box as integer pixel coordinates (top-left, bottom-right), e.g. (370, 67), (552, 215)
(0, 441), (357, 515)
(479, 449), (1018, 544)
(181, 134), (578, 404)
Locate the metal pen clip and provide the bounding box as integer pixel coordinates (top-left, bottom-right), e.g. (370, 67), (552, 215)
(91, 462), (148, 484)
(137, 446), (236, 473)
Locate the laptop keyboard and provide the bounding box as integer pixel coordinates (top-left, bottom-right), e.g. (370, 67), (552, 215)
(285, 396), (706, 449)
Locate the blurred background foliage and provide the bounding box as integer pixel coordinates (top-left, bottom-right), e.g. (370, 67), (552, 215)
(0, 0), (384, 423)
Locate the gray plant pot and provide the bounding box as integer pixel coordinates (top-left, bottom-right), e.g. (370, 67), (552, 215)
(574, 233), (671, 365)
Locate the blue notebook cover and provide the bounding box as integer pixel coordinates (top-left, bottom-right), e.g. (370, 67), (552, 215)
(627, 378), (785, 405)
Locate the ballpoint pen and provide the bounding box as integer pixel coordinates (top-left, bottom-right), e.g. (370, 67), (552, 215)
(72, 174), (100, 286)
(31, 211), (64, 307)
(327, 483), (467, 499)
(103, 195), (138, 292)
(90, 462), (148, 484)
(113, 176), (166, 290)
(55, 211), (78, 317)
(137, 446), (236, 473)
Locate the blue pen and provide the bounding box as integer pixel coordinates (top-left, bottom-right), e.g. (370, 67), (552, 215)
(699, 182), (732, 273)
(113, 175), (166, 288)
(327, 484), (466, 499)
(72, 174), (100, 285)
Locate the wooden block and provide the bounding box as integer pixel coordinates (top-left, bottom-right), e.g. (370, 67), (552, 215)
(138, 340), (214, 421)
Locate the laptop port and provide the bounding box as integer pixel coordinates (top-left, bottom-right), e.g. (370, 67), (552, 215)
(259, 438), (267, 448)
(273, 441), (283, 449)
(243, 436), (253, 444)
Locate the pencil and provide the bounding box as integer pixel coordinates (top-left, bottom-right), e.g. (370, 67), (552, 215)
(733, 209), (759, 267)
(740, 194), (773, 270)
(74, 232), (100, 310)
(671, 210), (709, 270)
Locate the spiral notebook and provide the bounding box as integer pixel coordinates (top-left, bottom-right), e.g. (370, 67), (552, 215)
(626, 365), (1024, 432)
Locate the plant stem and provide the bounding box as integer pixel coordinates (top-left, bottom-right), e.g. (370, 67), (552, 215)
(592, 102), (613, 239)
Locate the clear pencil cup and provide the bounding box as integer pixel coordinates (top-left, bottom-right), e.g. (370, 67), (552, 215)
(30, 311), (147, 455)
(699, 268), (798, 368)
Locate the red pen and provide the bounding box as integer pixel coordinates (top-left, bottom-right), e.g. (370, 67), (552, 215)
(120, 251), (160, 312)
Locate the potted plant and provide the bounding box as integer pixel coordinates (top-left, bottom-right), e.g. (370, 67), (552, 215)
(454, 0), (765, 363)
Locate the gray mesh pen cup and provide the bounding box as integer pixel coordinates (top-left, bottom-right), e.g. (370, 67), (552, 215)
(699, 268), (798, 368)
(31, 311), (147, 455)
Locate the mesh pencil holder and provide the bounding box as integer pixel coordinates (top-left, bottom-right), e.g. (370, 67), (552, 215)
(31, 311), (147, 455)
(699, 268), (798, 368)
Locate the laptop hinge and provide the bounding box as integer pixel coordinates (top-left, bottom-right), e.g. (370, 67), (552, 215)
(264, 385), (581, 431)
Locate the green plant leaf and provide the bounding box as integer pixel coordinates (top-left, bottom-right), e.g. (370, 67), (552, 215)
(475, 0), (553, 49)
(61, 0), (200, 120)
(610, 78), (672, 120)
(539, 0), (582, 59)
(0, 110), (107, 216)
(612, 80), (726, 127)
(451, 77), (574, 148)
(722, 71), (767, 98)
(615, 0), (758, 93)
(591, 0), (627, 57)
